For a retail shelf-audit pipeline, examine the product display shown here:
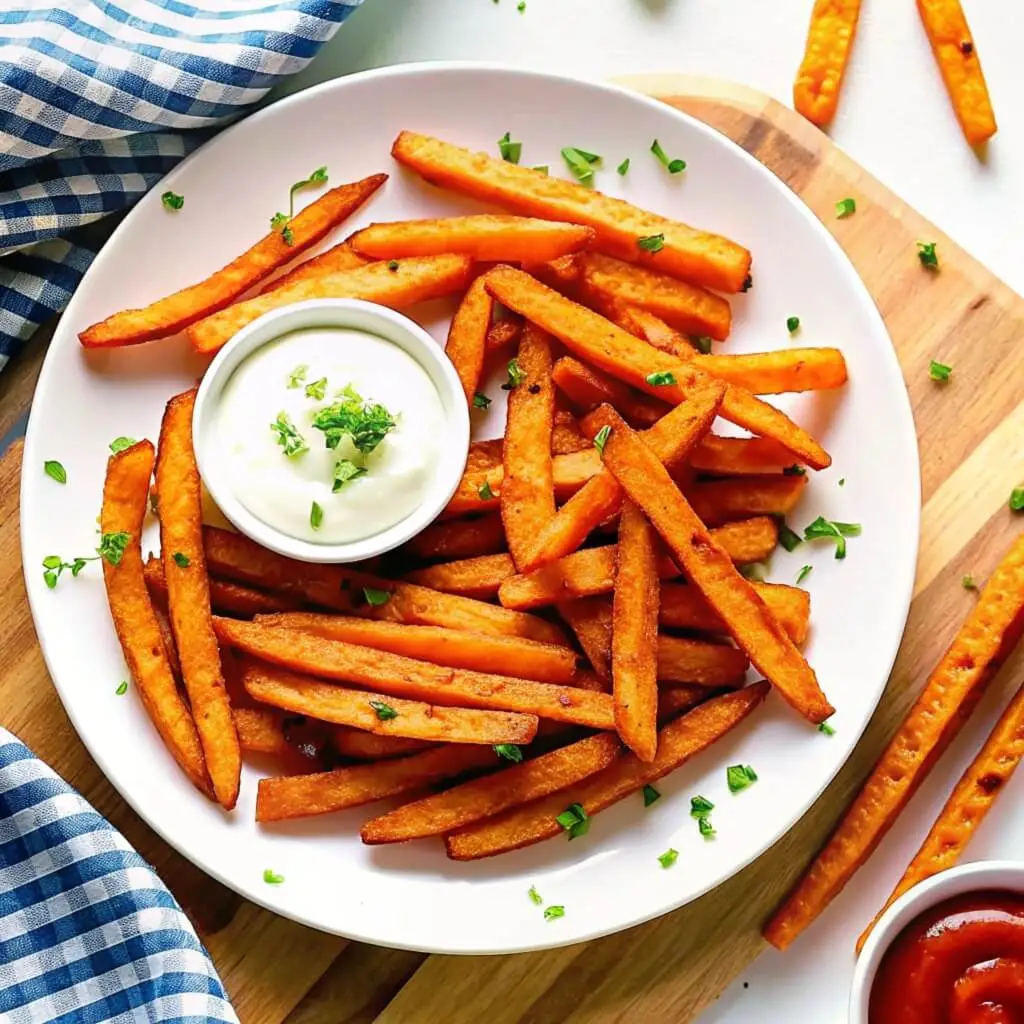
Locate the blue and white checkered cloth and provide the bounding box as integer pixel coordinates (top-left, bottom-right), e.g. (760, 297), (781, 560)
(1, 729), (238, 1023)
(0, 0), (364, 372)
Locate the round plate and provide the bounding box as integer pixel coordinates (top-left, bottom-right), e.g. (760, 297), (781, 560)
(21, 63), (920, 954)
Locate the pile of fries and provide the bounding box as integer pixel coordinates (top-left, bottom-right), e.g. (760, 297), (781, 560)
(85, 127), (851, 860)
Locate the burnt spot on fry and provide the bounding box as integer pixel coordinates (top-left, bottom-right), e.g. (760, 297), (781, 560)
(960, 40), (974, 56)
(741, 274), (753, 293)
(977, 773), (1003, 794)
(528, 383), (542, 395)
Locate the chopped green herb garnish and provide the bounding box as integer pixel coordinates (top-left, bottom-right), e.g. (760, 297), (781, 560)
(369, 699), (398, 721)
(528, 885), (543, 905)
(739, 562), (767, 582)
(333, 459), (367, 492)
(517, 2), (526, 12)
(161, 191), (184, 211)
(726, 764), (758, 793)
(962, 574), (978, 590)
(544, 905), (565, 921)
(561, 146), (601, 184)
(532, 165), (549, 175)
(783, 465), (807, 477)
(593, 425), (611, 455)
(835, 198), (856, 218)
(796, 564), (813, 585)
(650, 139), (686, 174)
(839, 477), (846, 487)
(803, 516), (861, 560)
(494, 743), (523, 762)
(270, 166), (328, 244)
(172, 552), (190, 568)
(478, 480), (495, 501)
(498, 132), (522, 164)
(472, 392), (492, 411)
(777, 517), (803, 552)
(44, 460), (66, 484)
(42, 554), (90, 588)
(98, 531), (131, 567)
(642, 784), (661, 807)
(287, 365), (308, 389)
(917, 241), (939, 269)
(929, 360), (952, 382)
(617, 158), (630, 175)
(305, 377), (328, 400)
(819, 721), (836, 736)
(555, 802), (590, 840)
(786, 316), (800, 334)
(658, 848), (679, 869)
(109, 437), (137, 454)
(690, 795), (715, 817)
(115, 680), (128, 696)
(263, 869), (285, 885)
(501, 358), (525, 391)
(698, 816), (716, 840)
(637, 233), (665, 253)
(271, 412), (308, 457)
(645, 370), (676, 387)
(362, 587), (391, 607)
(310, 501), (324, 530)
(1010, 488), (1024, 512)
(692, 335), (712, 355)
(312, 386), (396, 454)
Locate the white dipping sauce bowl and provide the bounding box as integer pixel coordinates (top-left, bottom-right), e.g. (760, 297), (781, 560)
(849, 859), (1024, 1023)
(193, 298), (470, 564)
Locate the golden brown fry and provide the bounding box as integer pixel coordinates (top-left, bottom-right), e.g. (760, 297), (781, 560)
(446, 276), (493, 405)
(501, 324), (556, 567)
(100, 441), (212, 797)
(551, 411), (590, 455)
(217, 618), (612, 728)
(187, 254), (473, 355)
(485, 317), (522, 355)
(553, 355), (667, 427)
(446, 683), (769, 859)
(687, 474), (807, 527)
(332, 728), (435, 761)
(256, 744), (497, 823)
(260, 240), (368, 294)
(559, 597), (615, 681)
(350, 215), (596, 263)
(253, 612), (577, 684)
(690, 435), (798, 476)
(391, 132), (751, 292)
(404, 514), (507, 562)
(697, 349), (848, 395)
(917, 0), (996, 146)
(157, 391), (240, 809)
(764, 533), (1024, 951)
(362, 732), (621, 844)
(794, 0), (862, 126)
(80, 174), (386, 347)
(404, 552), (514, 600)
(233, 706), (292, 756)
(612, 500), (661, 761)
(590, 405), (832, 723)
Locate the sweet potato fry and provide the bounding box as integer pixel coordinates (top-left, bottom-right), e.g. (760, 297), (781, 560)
(499, 517), (779, 610)
(233, 707), (293, 756)
(764, 533), (1024, 950)
(404, 514), (507, 562)
(485, 317), (522, 354)
(860, 677), (1024, 952)
(351, 215), (595, 264)
(446, 682), (769, 859)
(217, 618), (612, 728)
(917, 0), (997, 147)
(553, 356), (667, 427)
(794, 0), (862, 127)
(612, 500), (661, 761)
(158, 391), (240, 809)
(80, 174), (386, 347)
(578, 252), (732, 341)
(446, 276), (493, 404)
(590, 406), (832, 723)
(658, 636), (750, 687)
(100, 441), (212, 798)
(552, 411), (590, 455)
(658, 685), (714, 721)
(404, 553), (514, 600)
(502, 324), (556, 567)
(332, 728), (435, 761)
(697, 349), (848, 395)
(260, 240), (368, 294)
(244, 662), (538, 746)
(256, 743), (498, 823)
(362, 732), (621, 844)
(392, 131), (751, 293)
(527, 253), (584, 291)
(520, 380), (723, 572)
(484, 267), (831, 469)
(203, 526), (568, 646)
(687, 475), (807, 527)
(253, 612), (577, 684)
(559, 597), (614, 680)
(690, 435), (798, 476)
(187, 254), (473, 355)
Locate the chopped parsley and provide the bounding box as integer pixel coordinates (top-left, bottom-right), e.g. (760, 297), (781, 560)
(819, 721), (836, 736)
(115, 680), (129, 696)
(561, 146), (601, 185)
(42, 532), (130, 588)
(263, 869), (285, 885)
(698, 816), (716, 840)
(835, 198), (856, 219)
(528, 885), (543, 905)
(501, 358), (525, 391)
(478, 480), (495, 501)
(543, 905), (565, 921)
(109, 437), (137, 454)
(305, 377), (328, 400)
(362, 587), (391, 607)
(555, 801), (590, 840)
(783, 465), (807, 477)
(658, 848), (679, 869)
(690, 795), (715, 817)
(497, 132), (522, 164)
(637, 233), (665, 253)
(786, 316), (800, 334)
(917, 241), (939, 270)
(796, 564), (813, 585)
(962, 574), (978, 590)
(271, 412), (308, 457)
(642, 784), (661, 807)
(312, 386), (395, 454)
(369, 699), (398, 721)
(310, 501), (324, 530)
(333, 459), (367, 492)
(593, 425), (611, 455)
(517, 1), (525, 11)
(172, 552), (190, 568)
(692, 335), (712, 354)
(803, 516), (861, 559)
(650, 138), (686, 173)
(42, 555), (89, 589)
(287, 365), (308, 389)
(494, 743), (523, 762)
(98, 531), (131, 567)
(929, 360), (952, 382)
(1010, 487), (1024, 512)
(617, 158), (630, 175)
(726, 764), (758, 793)
(161, 191), (184, 211)
(645, 370), (676, 387)
(270, 165), (328, 245)
(472, 392), (492, 410)
(839, 477), (846, 487)
(777, 517), (803, 552)
(44, 460), (66, 484)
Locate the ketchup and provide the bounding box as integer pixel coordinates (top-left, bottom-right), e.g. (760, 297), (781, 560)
(870, 890), (1024, 1023)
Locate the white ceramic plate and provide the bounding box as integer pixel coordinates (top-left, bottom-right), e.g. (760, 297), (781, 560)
(21, 63), (920, 954)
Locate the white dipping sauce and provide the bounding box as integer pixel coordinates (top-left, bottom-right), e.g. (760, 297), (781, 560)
(215, 326), (446, 544)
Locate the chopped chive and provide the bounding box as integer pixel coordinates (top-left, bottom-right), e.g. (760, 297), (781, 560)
(555, 802), (589, 840)
(161, 191), (184, 211)
(528, 885), (543, 905)
(544, 905), (565, 921)
(726, 764), (758, 793)
(362, 587), (391, 607)
(658, 848), (679, 869)
(642, 784), (661, 807)
(369, 699), (398, 721)
(835, 198), (856, 218)
(617, 158), (630, 175)
(478, 480), (495, 501)
(263, 869), (285, 885)
(786, 316), (800, 334)
(796, 564), (813, 585)
(637, 233), (665, 253)
(777, 517), (803, 552)
(561, 147), (601, 185)
(310, 501), (323, 530)
(498, 132), (522, 164)
(1010, 487), (1024, 512)
(172, 552), (190, 568)
(917, 241), (939, 269)
(929, 360), (952, 382)
(115, 680), (128, 696)
(593, 425), (611, 455)
(803, 516), (861, 560)
(493, 744), (522, 763)
(690, 795), (715, 817)
(472, 392), (492, 410)
(819, 721), (836, 736)
(698, 816), (716, 840)
(645, 370), (676, 387)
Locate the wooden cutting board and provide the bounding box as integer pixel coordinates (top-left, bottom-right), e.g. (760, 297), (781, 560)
(4, 75), (1024, 1024)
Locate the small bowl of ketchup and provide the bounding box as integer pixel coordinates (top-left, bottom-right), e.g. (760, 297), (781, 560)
(851, 860), (1024, 1023)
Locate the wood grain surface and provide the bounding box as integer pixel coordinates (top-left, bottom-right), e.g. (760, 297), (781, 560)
(4, 76), (1024, 1023)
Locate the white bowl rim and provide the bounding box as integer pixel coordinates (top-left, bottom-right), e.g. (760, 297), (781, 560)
(192, 297), (470, 564)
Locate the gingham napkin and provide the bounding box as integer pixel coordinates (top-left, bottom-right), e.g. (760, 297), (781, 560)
(0, 0), (364, 372)
(0, 729), (238, 1023)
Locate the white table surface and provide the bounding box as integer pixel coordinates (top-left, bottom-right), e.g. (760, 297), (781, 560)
(274, 2), (1024, 1020)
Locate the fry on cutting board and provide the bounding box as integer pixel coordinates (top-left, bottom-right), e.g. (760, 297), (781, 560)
(586, 404), (832, 724)
(79, 173), (386, 348)
(391, 131), (752, 293)
(157, 390), (240, 809)
(794, 0), (863, 127)
(917, 0), (997, 147)
(445, 276), (493, 405)
(764, 532), (1024, 951)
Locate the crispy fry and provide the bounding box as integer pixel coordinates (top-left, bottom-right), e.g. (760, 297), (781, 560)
(764, 533), (1024, 950)
(590, 405), (831, 723)
(484, 267), (831, 469)
(158, 391), (240, 809)
(687, 475), (807, 527)
(560, 597), (615, 680)
(203, 525), (568, 646)
(794, 0), (862, 126)
(499, 517), (779, 610)
(612, 500), (661, 760)
(187, 254), (473, 355)
(520, 381), (723, 572)
(233, 707), (292, 756)
(260, 240), (368, 294)
(553, 356), (667, 427)
(362, 732), (620, 844)
(217, 618), (612, 728)
(485, 317), (522, 355)
(404, 553), (514, 599)
(578, 253), (732, 341)
(658, 685), (714, 721)
(501, 324), (556, 567)
(446, 682), (769, 859)
(256, 744), (497, 823)
(528, 253), (584, 291)
(661, 581), (810, 645)
(80, 174), (386, 347)
(253, 612), (577, 684)
(690, 435), (798, 476)
(350, 215), (596, 263)
(332, 728), (435, 761)
(917, 0), (996, 146)
(551, 411), (590, 455)
(404, 514), (507, 562)
(392, 132), (751, 292)
(446, 276), (493, 404)
(244, 662), (538, 746)
(100, 441), (212, 798)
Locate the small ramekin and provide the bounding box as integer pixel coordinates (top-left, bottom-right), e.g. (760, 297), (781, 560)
(193, 298), (470, 564)
(850, 859), (1024, 1022)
